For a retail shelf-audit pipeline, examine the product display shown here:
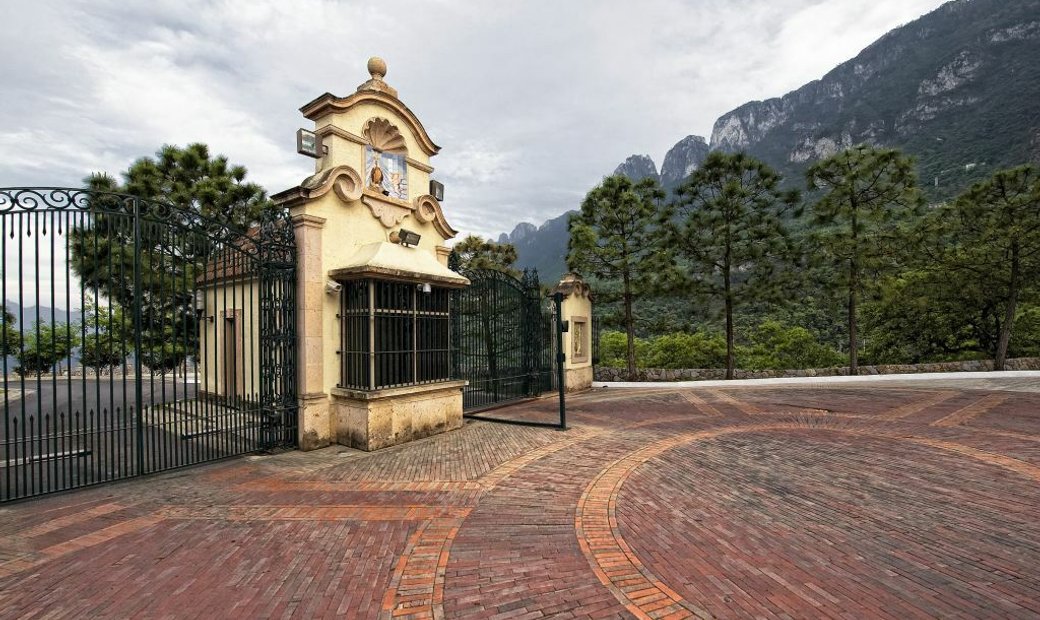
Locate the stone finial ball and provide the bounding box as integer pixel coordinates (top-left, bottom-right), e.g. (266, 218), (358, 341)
(368, 57), (387, 79)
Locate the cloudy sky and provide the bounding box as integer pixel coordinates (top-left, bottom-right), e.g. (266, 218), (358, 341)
(1, 0), (949, 241)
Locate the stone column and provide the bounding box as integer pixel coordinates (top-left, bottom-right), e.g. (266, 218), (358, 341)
(552, 273), (594, 392)
(292, 213), (331, 450)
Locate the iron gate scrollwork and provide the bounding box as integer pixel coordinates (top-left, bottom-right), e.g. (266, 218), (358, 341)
(0, 187), (297, 502)
(450, 265), (560, 423)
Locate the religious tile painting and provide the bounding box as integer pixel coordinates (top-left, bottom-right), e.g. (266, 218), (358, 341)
(365, 146), (409, 201)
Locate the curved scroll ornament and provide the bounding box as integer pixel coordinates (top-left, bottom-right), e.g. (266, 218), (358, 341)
(412, 194), (438, 223)
(0, 187), (252, 247)
(332, 167), (364, 202)
(363, 117), (407, 154)
(412, 194), (458, 240)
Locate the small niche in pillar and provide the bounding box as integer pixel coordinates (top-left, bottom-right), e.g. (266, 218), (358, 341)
(571, 316), (589, 364)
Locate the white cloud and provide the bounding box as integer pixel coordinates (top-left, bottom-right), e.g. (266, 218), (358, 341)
(0, 0), (949, 242)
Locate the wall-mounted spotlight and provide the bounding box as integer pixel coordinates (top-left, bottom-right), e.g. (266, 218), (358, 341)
(390, 228), (422, 247)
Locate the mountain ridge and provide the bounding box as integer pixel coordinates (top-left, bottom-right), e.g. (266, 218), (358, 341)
(496, 0), (1040, 281)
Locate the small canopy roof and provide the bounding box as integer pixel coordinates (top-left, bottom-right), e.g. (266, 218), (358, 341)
(328, 241), (469, 288)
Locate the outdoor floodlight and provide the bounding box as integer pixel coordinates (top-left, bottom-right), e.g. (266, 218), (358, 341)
(417, 282), (432, 294)
(390, 228), (422, 247)
(296, 128), (323, 158)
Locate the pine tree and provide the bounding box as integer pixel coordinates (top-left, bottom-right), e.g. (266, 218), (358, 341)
(806, 145), (922, 374)
(669, 152), (801, 380)
(567, 175), (667, 380)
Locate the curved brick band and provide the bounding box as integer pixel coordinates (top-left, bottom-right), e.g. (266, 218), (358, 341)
(380, 514), (468, 619)
(575, 420), (1040, 618)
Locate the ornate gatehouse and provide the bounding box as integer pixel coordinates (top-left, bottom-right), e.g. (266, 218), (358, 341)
(0, 57), (593, 502)
(272, 57), (472, 452)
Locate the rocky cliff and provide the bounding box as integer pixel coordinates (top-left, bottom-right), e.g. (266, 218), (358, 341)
(501, 0), (1040, 275)
(708, 0), (1040, 195)
(659, 135), (711, 189)
(612, 155), (658, 182)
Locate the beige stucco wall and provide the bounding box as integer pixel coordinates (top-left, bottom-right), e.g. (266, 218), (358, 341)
(555, 274), (594, 392)
(197, 279), (261, 400)
(562, 295), (593, 372)
(294, 196), (452, 396)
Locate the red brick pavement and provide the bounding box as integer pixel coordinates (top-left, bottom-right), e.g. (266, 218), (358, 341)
(1, 382), (1040, 618)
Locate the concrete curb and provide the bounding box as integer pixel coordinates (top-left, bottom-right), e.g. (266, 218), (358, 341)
(593, 370), (1040, 389)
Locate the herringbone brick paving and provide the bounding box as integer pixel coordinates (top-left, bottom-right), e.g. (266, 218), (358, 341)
(2, 378), (1039, 618)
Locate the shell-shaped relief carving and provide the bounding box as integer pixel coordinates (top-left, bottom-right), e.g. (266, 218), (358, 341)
(363, 117), (407, 154)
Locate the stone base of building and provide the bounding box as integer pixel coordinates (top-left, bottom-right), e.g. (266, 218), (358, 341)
(565, 366), (594, 393)
(298, 392), (332, 451)
(330, 381), (466, 451)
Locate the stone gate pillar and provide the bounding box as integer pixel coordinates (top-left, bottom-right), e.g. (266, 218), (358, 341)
(552, 273), (594, 392)
(273, 57), (469, 451)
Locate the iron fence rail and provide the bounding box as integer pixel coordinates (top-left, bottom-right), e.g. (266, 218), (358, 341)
(449, 265), (562, 426)
(0, 188), (297, 502)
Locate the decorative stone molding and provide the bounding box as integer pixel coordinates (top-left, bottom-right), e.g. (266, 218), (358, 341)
(412, 194), (457, 239)
(300, 90), (441, 156)
(361, 193), (412, 228)
(552, 272), (593, 299)
(277, 165), (367, 206)
(316, 125), (367, 146)
(332, 168), (364, 202)
(363, 118), (407, 154)
(412, 194), (438, 223)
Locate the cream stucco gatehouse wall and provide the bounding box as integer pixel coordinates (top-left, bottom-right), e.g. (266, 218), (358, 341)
(200, 58), (594, 452)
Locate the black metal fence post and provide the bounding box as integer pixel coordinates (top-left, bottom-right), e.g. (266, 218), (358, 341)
(553, 291), (566, 430)
(132, 197), (145, 475)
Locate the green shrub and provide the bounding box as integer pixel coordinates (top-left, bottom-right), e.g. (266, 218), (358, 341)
(740, 320), (844, 371)
(598, 331), (649, 368)
(643, 331), (727, 369)
(1011, 305), (1040, 358)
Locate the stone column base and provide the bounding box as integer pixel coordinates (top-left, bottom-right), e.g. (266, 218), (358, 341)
(298, 392), (332, 451)
(330, 380), (466, 451)
(565, 366), (594, 392)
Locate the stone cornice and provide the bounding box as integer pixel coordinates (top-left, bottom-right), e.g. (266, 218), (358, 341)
(291, 213), (327, 229)
(314, 125), (434, 173)
(301, 90), (440, 156)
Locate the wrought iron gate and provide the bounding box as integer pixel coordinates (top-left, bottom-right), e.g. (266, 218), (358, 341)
(450, 266), (562, 425)
(0, 188), (297, 502)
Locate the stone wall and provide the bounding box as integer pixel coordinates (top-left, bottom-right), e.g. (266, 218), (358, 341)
(594, 358), (1040, 382)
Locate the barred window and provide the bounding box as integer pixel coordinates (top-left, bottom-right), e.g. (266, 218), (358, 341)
(338, 279), (451, 390)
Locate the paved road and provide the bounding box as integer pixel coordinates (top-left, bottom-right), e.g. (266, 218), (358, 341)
(0, 376), (271, 501)
(2, 377), (1038, 618)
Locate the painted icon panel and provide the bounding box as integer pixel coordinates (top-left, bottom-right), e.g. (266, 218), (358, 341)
(365, 146), (409, 201)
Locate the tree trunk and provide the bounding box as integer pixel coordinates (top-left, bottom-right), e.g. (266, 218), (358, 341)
(848, 276), (858, 375)
(724, 271), (734, 381)
(848, 208), (859, 375)
(623, 273), (637, 381)
(995, 242), (1020, 371)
